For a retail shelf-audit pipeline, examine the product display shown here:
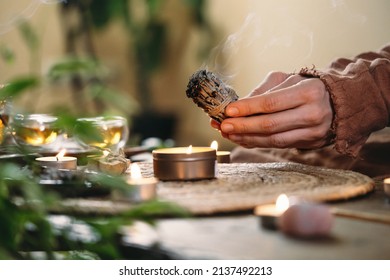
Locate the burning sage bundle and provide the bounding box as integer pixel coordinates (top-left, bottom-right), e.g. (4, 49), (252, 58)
(186, 69), (239, 123)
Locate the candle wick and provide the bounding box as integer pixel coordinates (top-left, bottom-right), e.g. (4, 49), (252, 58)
(56, 157), (59, 161)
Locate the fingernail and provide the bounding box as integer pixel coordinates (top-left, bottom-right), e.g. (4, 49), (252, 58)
(221, 123), (234, 133)
(226, 106), (239, 116)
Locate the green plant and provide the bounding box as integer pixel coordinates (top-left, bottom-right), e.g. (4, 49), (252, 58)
(0, 9), (191, 259)
(0, 161), (188, 259)
(59, 0), (214, 113)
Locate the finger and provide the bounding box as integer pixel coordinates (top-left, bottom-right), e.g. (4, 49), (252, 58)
(210, 119), (221, 130)
(226, 125), (331, 150)
(225, 83), (307, 117)
(248, 71), (291, 97)
(221, 104), (328, 135)
(210, 119), (230, 139)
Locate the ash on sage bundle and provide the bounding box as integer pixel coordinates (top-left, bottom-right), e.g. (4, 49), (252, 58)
(186, 69), (239, 123)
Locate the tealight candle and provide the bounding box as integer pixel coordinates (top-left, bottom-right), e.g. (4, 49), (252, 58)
(383, 178), (390, 198)
(210, 140), (230, 163)
(152, 146), (216, 181)
(35, 149), (77, 170)
(254, 194), (289, 230)
(255, 194), (334, 237)
(113, 163), (157, 202)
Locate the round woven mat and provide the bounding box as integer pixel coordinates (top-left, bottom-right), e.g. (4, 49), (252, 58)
(141, 162), (374, 215)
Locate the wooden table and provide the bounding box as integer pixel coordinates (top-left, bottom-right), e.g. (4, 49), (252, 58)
(122, 177), (390, 259)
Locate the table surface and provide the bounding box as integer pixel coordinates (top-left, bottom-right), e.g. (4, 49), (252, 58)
(122, 177), (390, 260)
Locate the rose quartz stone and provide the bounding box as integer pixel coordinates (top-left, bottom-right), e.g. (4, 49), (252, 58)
(278, 203), (333, 237)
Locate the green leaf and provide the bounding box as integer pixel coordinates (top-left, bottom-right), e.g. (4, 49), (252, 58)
(89, 0), (113, 29)
(88, 83), (139, 115)
(184, 0), (207, 26)
(0, 76), (39, 99)
(50, 111), (78, 134)
(0, 45), (15, 64)
(47, 57), (106, 81)
(123, 200), (190, 223)
(136, 21), (167, 72)
(18, 21), (39, 51)
(87, 172), (130, 191)
(146, 0), (162, 16)
(73, 119), (105, 146)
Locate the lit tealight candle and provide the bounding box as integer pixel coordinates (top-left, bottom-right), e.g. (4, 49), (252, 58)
(255, 194), (334, 237)
(115, 163), (157, 202)
(210, 140), (230, 163)
(383, 178), (390, 198)
(254, 194), (289, 230)
(152, 146), (217, 181)
(35, 149), (77, 170)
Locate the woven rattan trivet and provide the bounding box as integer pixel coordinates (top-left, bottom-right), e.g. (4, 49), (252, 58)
(142, 162), (374, 215)
(54, 162), (374, 216)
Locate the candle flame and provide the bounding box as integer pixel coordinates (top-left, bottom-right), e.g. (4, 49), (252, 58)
(55, 149), (66, 159)
(210, 140), (218, 151)
(130, 163), (142, 179)
(186, 145), (193, 154)
(276, 194), (289, 212)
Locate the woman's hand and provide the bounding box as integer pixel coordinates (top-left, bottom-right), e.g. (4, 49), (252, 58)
(210, 71), (334, 149)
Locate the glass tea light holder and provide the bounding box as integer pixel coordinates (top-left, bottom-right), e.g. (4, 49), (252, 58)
(12, 114), (60, 151)
(75, 116), (129, 152)
(0, 97), (12, 145)
(152, 145), (217, 181)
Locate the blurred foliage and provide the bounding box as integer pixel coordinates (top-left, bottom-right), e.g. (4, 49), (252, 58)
(0, 57), (189, 260)
(47, 57), (107, 81)
(0, 77), (40, 100)
(61, 0), (214, 111)
(18, 21), (39, 52)
(46, 56), (139, 116)
(0, 1), (203, 259)
(0, 162), (188, 259)
(0, 45), (15, 64)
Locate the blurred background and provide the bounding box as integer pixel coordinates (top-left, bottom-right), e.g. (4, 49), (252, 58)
(1, 0), (389, 151)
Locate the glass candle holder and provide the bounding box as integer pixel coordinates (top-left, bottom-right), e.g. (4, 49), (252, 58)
(75, 116), (129, 152)
(12, 114), (60, 150)
(0, 98), (12, 145)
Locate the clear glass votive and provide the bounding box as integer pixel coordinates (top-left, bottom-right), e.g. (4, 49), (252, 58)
(75, 116), (129, 151)
(12, 114), (60, 150)
(0, 98), (12, 145)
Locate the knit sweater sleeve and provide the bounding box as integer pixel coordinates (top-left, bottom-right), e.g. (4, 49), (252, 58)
(299, 44), (390, 157)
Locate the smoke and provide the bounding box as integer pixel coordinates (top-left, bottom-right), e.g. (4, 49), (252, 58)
(206, 7), (315, 79)
(331, 0), (366, 24)
(205, 0), (368, 80)
(0, 0), (66, 35)
(223, 13), (262, 53)
(205, 12), (264, 79)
